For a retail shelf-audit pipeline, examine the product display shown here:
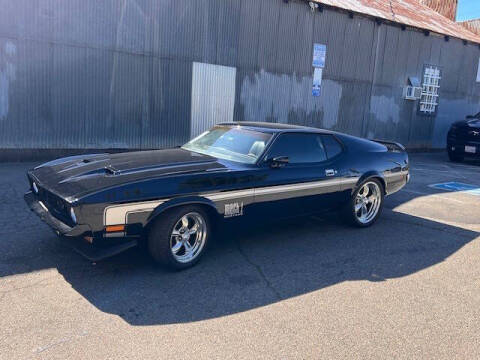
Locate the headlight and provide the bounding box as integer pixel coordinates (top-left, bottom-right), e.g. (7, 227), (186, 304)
(70, 207), (77, 224)
(32, 182), (39, 194)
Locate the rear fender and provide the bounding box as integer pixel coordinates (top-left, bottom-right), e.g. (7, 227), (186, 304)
(355, 171), (386, 194)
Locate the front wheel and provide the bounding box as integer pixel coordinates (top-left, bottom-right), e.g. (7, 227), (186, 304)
(344, 179), (384, 227)
(148, 206), (210, 270)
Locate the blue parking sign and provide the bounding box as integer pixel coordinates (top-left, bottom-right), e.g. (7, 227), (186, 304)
(312, 44), (326, 68)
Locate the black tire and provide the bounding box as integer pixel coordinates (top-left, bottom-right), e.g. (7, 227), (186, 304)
(343, 178), (384, 228)
(148, 205), (211, 270)
(448, 150), (463, 162)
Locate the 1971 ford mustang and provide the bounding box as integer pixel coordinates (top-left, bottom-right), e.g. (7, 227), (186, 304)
(25, 122), (409, 269)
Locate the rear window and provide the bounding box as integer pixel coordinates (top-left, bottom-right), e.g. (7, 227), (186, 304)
(321, 135), (343, 159)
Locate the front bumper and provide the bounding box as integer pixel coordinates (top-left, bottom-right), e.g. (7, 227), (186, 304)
(24, 191), (138, 261)
(24, 191), (90, 237)
(447, 138), (480, 157)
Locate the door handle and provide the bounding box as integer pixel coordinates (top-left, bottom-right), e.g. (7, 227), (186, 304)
(325, 169), (337, 177)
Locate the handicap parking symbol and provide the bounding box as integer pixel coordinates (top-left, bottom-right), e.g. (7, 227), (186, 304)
(429, 182), (480, 196)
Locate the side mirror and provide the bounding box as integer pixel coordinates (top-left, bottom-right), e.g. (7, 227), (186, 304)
(270, 156), (289, 168)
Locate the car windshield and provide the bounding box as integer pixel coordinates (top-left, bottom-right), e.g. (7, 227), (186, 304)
(182, 126), (272, 164)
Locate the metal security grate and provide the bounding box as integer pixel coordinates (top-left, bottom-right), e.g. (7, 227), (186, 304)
(419, 65), (441, 115)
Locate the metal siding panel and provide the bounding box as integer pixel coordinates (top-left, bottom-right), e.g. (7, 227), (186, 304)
(457, 45), (476, 96)
(153, 0), (197, 59)
(51, 44), (87, 148)
(237, 0), (261, 69)
(429, 35), (442, 66)
(293, 8), (315, 76)
(274, 3), (299, 74)
(415, 35), (433, 75)
(52, 0), (120, 49)
(323, 11), (347, 79)
(380, 26), (400, 86)
(1, 1), (478, 152)
(439, 38), (463, 93)
(83, 48), (114, 148)
(341, 18), (363, 81)
(372, 25), (387, 85)
(23, 0), (54, 42)
(0, 0), (27, 38)
(143, 58), (192, 149)
(354, 17), (375, 82)
(164, 59), (192, 147)
(143, 57), (168, 149)
(216, 0), (241, 67)
(394, 28), (411, 83)
(1, 39), (53, 149)
(192, 0), (219, 64)
(110, 51), (145, 148)
(337, 82), (368, 136)
(404, 30), (421, 77)
(256, 0), (280, 72)
(0, 38), (24, 148)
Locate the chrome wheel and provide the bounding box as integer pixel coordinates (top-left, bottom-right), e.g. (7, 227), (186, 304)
(354, 181), (382, 224)
(169, 212), (207, 264)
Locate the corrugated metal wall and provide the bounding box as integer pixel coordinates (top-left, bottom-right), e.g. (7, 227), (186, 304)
(0, 0), (479, 150)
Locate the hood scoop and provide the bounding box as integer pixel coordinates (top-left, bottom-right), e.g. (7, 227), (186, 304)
(105, 165), (121, 176)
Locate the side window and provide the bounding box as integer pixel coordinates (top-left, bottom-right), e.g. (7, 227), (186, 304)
(267, 133), (327, 164)
(321, 135), (343, 159)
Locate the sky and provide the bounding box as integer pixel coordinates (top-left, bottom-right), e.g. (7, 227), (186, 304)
(457, 0), (480, 21)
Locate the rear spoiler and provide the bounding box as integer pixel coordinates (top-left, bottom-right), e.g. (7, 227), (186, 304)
(371, 139), (406, 152)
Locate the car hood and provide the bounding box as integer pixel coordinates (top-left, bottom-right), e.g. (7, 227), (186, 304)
(453, 119), (480, 129)
(29, 148), (227, 200)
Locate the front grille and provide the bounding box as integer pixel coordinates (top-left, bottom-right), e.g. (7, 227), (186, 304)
(37, 187), (73, 226)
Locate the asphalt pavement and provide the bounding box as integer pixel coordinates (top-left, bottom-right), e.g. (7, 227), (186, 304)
(1, 152), (479, 359)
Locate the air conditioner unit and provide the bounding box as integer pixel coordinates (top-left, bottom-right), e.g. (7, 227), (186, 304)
(403, 86), (422, 100)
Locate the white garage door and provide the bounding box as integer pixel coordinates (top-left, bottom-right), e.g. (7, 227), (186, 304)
(190, 62), (236, 138)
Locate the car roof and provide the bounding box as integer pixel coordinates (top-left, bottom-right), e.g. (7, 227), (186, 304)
(218, 122), (334, 134)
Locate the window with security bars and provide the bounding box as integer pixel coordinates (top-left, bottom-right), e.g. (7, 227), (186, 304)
(419, 65), (441, 115)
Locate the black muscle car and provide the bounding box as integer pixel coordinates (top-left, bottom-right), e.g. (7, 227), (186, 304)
(447, 112), (480, 162)
(25, 122), (409, 270)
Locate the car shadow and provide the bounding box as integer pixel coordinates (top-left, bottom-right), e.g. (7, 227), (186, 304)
(47, 209), (479, 325)
(1, 162), (478, 326)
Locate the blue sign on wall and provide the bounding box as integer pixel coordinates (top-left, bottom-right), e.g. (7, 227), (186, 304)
(312, 44), (326, 68)
(312, 68), (322, 97)
(429, 182), (480, 196)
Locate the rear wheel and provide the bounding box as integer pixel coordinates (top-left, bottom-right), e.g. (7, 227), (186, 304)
(148, 205), (210, 270)
(344, 179), (384, 227)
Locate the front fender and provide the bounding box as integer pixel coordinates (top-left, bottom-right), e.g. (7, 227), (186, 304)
(146, 196), (220, 227)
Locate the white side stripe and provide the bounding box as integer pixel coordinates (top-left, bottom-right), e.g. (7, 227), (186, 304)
(254, 177), (358, 196)
(104, 199), (168, 226)
(204, 189), (254, 201)
(102, 175), (379, 225)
